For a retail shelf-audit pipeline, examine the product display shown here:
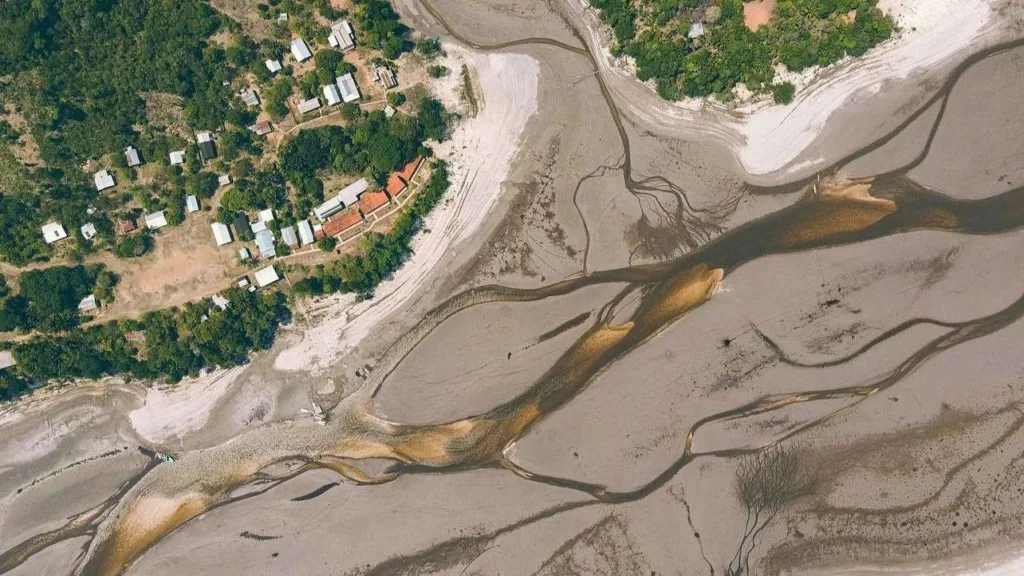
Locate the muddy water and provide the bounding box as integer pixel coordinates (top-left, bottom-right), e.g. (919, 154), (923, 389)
(4, 6), (1024, 576)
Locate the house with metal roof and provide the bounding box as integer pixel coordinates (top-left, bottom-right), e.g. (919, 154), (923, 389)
(241, 88), (260, 107)
(374, 66), (397, 89)
(328, 20), (355, 52)
(254, 266), (280, 288)
(186, 195), (200, 213)
(42, 222), (67, 244)
(314, 195), (345, 221)
(291, 38), (312, 62)
(280, 225), (298, 247)
(336, 73), (360, 103)
(259, 208), (274, 223)
(323, 84), (342, 106)
(218, 174), (232, 186)
(211, 222), (232, 246)
(125, 146), (142, 167)
(265, 59), (283, 73)
(78, 294), (99, 312)
(251, 219), (268, 234)
(255, 229), (276, 258)
(145, 211), (168, 230)
(0, 350), (15, 370)
(196, 132), (216, 161)
(297, 220), (315, 245)
(338, 177), (369, 206)
(169, 150), (186, 165)
(233, 214), (253, 241)
(238, 247), (251, 260)
(94, 169), (115, 191)
(212, 294), (229, 311)
(297, 97), (321, 114)
(80, 222), (97, 240)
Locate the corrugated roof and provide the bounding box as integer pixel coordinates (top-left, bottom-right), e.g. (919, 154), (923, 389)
(254, 266), (280, 287)
(41, 222), (67, 244)
(336, 73), (360, 103)
(94, 170), (115, 191)
(322, 209), (363, 237)
(145, 211), (168, 230)
(359, 190), (390, 215)
(386, 173), (407, 196)
(314, 194), (345, 221)
(186, 195), (200, 212)
(211, 222), (232, 246)
(338, 178), (369, 206)
(290, 38), (311, 62)
(297, 220), (315, 245)
(280, 225), (298, 247)
(323, 84), (342, 106)
(255, 229), (276, 258)
(297, 97), (321, 114)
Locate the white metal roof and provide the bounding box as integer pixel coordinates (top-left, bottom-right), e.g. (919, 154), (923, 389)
(255, 229), (276, 258)
(290, 38), (312, 62)
(338, 178), (369, 206)
(280, 225), (298, 247)
(336, 73), (360, 103)
(0, 350), (15, 370)
(211, 222), (232, 246)
(145, 211), (168, 230)
(78, 294), (98, 312)
(169, 150), (185, 165)
(251, 219), (268, 233)
(313, 195), (345, 221)
(254, 266), (280, 287)
(80, 222), (97, 240)
(323, 84), (342, 106)
(238, 247), (251, 260)
(125, 146), (142, 167)
(297, 97), (321, 114)
(197, 132), (212, 143)
(41, 222), (67, 244)
(298, 220), (315, 245)
(237, 277), (250, 287)
(259, 208), (274, 222)
(186, 195), (200, 212)
(241, 89), (260, 107)
(94, 169), (115, 191)
(265, 59), (283, 73)
(218, 174), (231, 186)
(212, 294), (229, 311)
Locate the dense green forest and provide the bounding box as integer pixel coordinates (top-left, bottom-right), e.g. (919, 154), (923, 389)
(0, 265), (117, 332)
(589, 0), (894, 100)
(294, 161), (450, 297)
(1, 287), (288, 396)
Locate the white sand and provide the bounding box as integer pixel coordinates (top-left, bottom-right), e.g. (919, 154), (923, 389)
(274, 47), (540, 374)
(128, 367), (243, 445)
(581, 0), (1002, 178)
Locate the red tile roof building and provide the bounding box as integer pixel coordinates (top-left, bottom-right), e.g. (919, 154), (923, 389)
(386, 173), (406, 196)
(398, 156), (423, 182)
(322, 209), (364, 237)
(359, 190), (391, 215)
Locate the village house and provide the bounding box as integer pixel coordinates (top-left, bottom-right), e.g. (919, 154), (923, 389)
(241, 88), (260, 107)
(218, 174), (232, 186)
(78, 294), (98, 312)
(328, 20), (356, 52)
(290, 38), (312, 62)
(359, 190), (391, 216)
(280, 225), (298, 247)
(265, 59), (283, 74)
(297, 220), (315, 245)
(117, 218), (137, 236)
(80, 222), (97, 240)
(255, 229), (276, 258)
(297, 97), (321, 114)
(251, 121), (273, 136)
(323, 209), (364, 237)
(169, 150), (186, 166)
(41, 221), (67, 244)
(254, 265), (280, 288)
(323, 84), (342, 106)
(238, 247), (251, 261)
(94, 169), (115, 191)
(196, 132), (216, 161)
(373, 66), (397, 90)
(145, 211), (168, 230)
(211, 222), (232, 246)
(125, 146), (142, 167)
(336, 73), (361, 103)
(186, 195), (200, 213)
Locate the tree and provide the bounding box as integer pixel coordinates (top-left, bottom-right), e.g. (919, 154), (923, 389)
(317, 236), (337, 251)
(386, 91), (407, 107)
(771, 81), (796, 104)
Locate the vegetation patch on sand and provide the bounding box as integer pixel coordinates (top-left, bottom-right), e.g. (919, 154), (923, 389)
(588, 0), (894, 101)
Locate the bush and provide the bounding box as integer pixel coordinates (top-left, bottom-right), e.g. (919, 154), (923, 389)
(386, 91), (407, 107)
(417, 37), (442, 58)
(772, 82), (796, 105)
(317, 236), (338, 251)
(116, 234), (154, 258)
(427, 65), (449, 78)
